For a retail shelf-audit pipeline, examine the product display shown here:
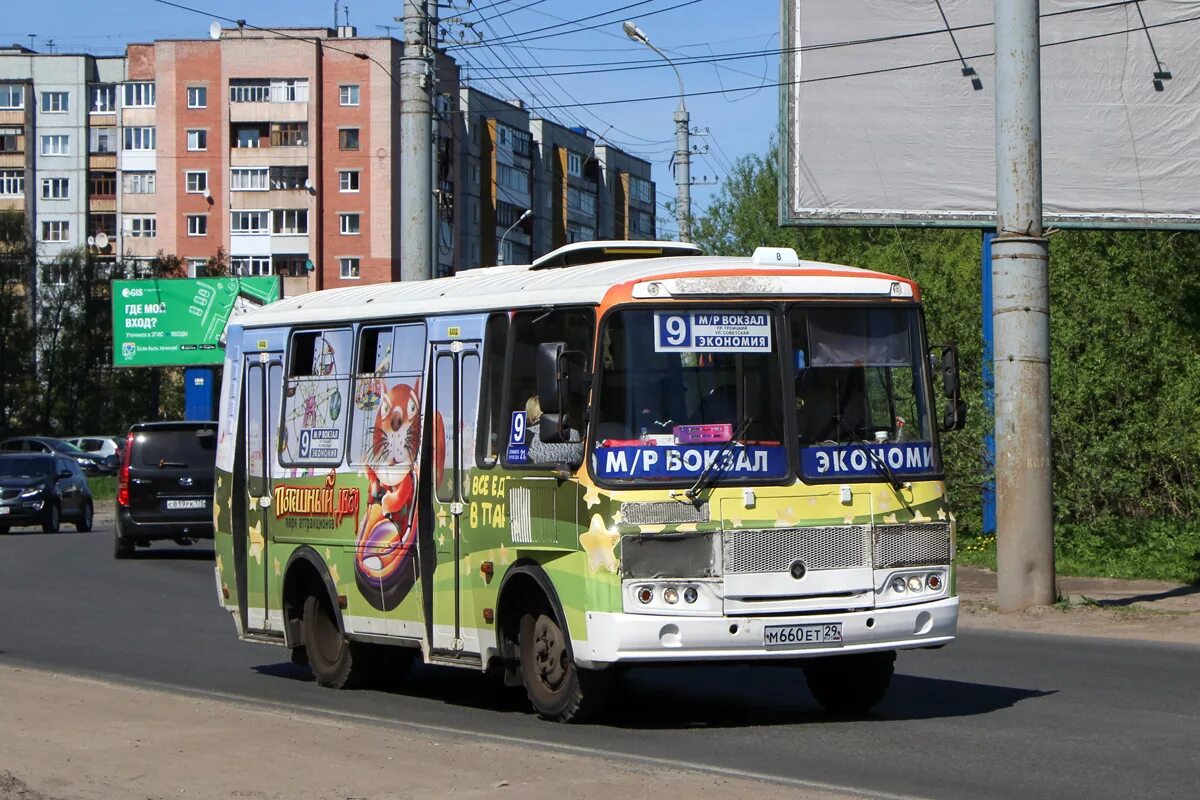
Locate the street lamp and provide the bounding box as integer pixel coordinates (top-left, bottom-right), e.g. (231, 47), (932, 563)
(497, 208), (532, 266)
(623, 20), (690, 242)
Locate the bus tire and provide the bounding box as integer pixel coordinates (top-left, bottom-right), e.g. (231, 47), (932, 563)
(302, 593), (370, 690)
(802, 650), (895, 714)
(518, 608), (610, 723)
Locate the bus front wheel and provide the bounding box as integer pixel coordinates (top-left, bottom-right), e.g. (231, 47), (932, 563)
(518, 608), (610, 723)
(802, 650), (895, 714)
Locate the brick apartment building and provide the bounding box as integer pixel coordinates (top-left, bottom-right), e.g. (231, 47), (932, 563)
(0, 27), (656, 293)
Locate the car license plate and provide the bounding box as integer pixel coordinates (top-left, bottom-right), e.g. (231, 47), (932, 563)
(166, 499), (207, 510)
(0, 507), (9, 515)
(764, 622), (843, 647)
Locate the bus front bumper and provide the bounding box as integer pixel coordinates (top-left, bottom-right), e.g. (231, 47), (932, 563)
(577, 596), (958, 666)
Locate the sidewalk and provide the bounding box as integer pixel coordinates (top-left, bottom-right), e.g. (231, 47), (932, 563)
(956, 566), (1200, 645)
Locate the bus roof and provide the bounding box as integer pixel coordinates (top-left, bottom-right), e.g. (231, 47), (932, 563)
(242, 251), (914, 330)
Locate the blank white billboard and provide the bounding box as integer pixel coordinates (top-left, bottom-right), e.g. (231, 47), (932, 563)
(781, 0), (1200, 228)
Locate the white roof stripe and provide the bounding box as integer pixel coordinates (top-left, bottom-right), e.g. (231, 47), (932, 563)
(244, 256), (904, 329)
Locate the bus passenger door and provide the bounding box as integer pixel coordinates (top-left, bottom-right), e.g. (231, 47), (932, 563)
(243, 354), (283, 634)
(429, 341), (481, 656)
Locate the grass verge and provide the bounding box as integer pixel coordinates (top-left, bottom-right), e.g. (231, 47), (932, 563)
(87, 475), (116, 504)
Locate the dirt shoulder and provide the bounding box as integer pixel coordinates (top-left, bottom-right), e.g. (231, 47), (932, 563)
(956, 567), (1200, 645)
(0, 666), (845, 800)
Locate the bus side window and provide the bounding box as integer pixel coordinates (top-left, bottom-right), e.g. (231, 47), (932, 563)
(279, 328), (352, 466)
(476, 313), (509, 468)
(504, 308), (593, 468)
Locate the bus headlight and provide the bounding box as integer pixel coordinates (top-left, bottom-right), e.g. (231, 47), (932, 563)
(891, 576), (907, 593)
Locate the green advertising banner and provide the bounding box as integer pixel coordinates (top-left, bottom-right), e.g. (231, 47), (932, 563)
(112, 277), (281, 367)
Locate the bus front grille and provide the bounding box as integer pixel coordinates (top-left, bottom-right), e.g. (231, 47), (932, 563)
(873, 523), (952, 568)
(723, 526), (872, 574)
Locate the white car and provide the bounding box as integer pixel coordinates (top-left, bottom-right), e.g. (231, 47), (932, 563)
(64, 436), (124, 462)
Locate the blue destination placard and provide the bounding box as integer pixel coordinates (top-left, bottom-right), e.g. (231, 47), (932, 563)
(801, 442), (936, 479)
(506, 411), (529, 464)
(594, 444), (788, 480)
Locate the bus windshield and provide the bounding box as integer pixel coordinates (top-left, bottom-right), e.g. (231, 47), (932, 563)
(591, 305), (940, 485)
(592, 308), (789, 484)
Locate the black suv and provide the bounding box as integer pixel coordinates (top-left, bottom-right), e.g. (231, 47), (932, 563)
(115, 421), (217, 558)
(0, 453), (93, 533)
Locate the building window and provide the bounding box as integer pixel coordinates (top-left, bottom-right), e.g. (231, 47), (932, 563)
(338, 128), (359, 150)
(0, 170), (24, 196)
(124, 172), (156, 194)
(128, 216), (157, 238)
(232, 256), (271, 276)
(511, 128), (532, 158)
(339, 213), (360, 235)
(271, 79), (309, 103)
(89, 171), (116, 197)
(340, 257), (360, 279)
(339, 84), (360, 106)
(0, 84), (24, 110)
(187, 86), (207, 108)
(186, 129), (207, 151)
(90, 85), (116, 113)
(40, 135), (69, 156)
(272, 209), (308, 234)
(498, 163), (529, 193)
(89, 128), (116, 154)
(566, 221), (594, 243)
(0, 128), (19, 153)
(567, 186), (596, 216)
(40, 91), (68, 113)
(231, 168), (269, 191)
(185, 170), (208, 194)
(269, 165), (308, 189)
(339, 170), (359, 192)
(270, 122), (308, 147)
(41, 220), (70, 242)
(567, 150), (583, 177)
(187, 258), (207, 278)
(231, 210), (269, 234)
(123, 82), (155, 108)
(233, 125), (263, 149)
(629, 175), (652, 204)
(41, 177), (69, 200)
(123, 126), (155, 151)
(229, 80), (270, 103)
(187, 215), (208, 236)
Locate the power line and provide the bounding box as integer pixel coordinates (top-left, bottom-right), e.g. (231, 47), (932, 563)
(523, 11), (1200, 112)
(448, 0), (705, 49)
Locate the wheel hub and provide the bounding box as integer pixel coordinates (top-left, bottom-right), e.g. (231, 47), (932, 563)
(533, 616), (566, 690)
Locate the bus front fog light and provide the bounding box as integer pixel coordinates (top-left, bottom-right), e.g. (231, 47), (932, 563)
(927, 573), (943, 591)
(637, 586), (654, 604)
(891, 576), (907, 593)
(683, 586), (698, 604)
(663, 587), (680, 604)
(907, 575), (924, 593)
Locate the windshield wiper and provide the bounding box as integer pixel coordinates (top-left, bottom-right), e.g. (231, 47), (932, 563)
(685, 417), (754, 501)
(867, 446), (904, 491)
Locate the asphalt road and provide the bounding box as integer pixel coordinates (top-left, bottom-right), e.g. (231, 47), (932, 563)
(2, 522), (1197, 800)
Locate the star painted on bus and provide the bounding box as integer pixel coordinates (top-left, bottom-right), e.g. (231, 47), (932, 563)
(579, 513), (619, 574)
(582, 483), (603, 508)
(248, 520), (264, 562)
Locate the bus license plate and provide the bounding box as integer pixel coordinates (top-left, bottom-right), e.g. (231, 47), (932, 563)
(166, 499), (207, 510)
(764, 622), (843, 647)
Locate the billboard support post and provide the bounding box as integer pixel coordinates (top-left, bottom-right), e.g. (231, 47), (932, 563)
(992, 0), (1055, 611)
(981, 231), (996, 539)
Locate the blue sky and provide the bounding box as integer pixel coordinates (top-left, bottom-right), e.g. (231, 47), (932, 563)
(6, 0), (784, 235)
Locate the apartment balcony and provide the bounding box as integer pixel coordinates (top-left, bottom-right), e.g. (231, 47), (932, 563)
(0, 111), (24, 126)
(89, 197), (116, 212)
(89, 114), (117, 128)
(270, 234), (309, 255)
(0, 153), (23, 169)
(230, 102), (308, 124)
(121, 236), (158, 258)
(0, 197), (24, 212)
(230, 146), (308, 168)
(89, 153), (117, 170)
(120, 108), (155, 126)
(229, 188), (311, 210)
(229, 233), (271, 256)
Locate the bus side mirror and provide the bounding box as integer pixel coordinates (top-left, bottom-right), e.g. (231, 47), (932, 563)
(936, 344), (967, 432)
(537, 342), (590, 445)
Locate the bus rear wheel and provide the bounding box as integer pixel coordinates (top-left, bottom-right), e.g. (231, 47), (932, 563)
(802, 650), (895, 714)
(518, 608), (610, 723)
(302, 593), (372, 690)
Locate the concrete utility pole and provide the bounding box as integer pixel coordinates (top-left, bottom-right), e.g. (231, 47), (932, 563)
(992, 0), (1055, 611)
(622, 21), (691, 241)
(400, 0), (433, 281)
